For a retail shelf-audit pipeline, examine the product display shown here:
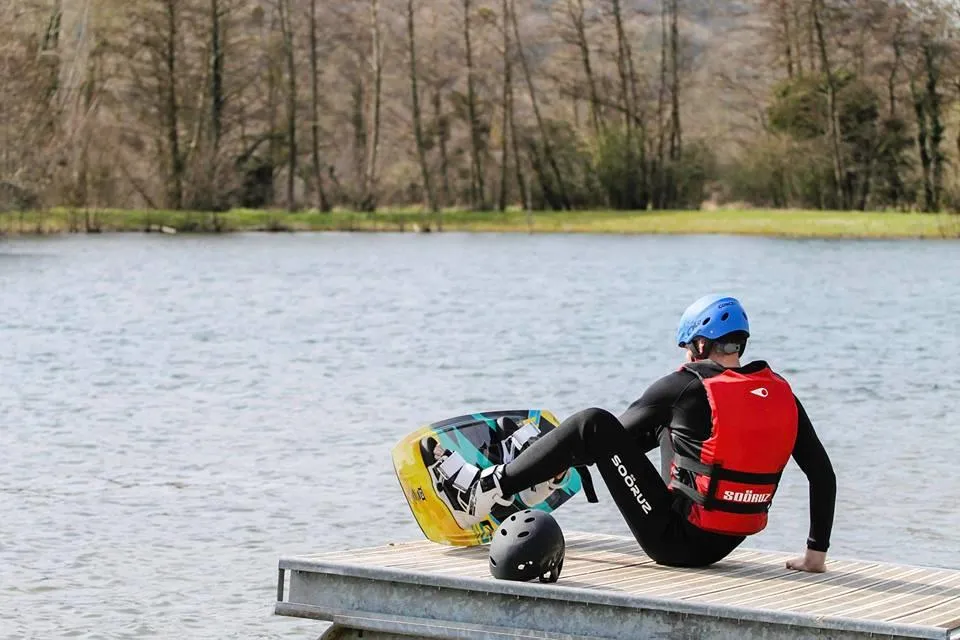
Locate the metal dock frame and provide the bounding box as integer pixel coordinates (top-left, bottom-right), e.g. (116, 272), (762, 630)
(275, 533), (960, 640)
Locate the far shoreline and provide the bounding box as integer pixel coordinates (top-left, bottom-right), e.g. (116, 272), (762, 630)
(2, 208), (959, 240)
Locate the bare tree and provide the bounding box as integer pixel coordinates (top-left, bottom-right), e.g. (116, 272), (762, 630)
(362, 0), (383, 211)
(276, 0), (297, 211)
(511, 0), (569, 210)
(566, 0), (603, 136)
(407, 0), (439, 215)
(309, 0), (331, 211)
(669, 0), (682, 164)
(0, 0), (956, 216)
(498, 0), (512, 211)
(462, 0), (486, 209)
(812, 0), (847, 208)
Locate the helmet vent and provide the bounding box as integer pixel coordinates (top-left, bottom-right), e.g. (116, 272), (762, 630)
(509, 514), (517, 521)
(721, 312), (729, 321)
(518, 531), (530, 538)
(701, 317), (710, 325)
(490, 558), (497, 566)
(500, 528), (508, 536)
(524, 517), (535, 523)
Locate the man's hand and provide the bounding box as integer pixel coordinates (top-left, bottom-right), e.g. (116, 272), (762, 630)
(786, 549), (827, 573)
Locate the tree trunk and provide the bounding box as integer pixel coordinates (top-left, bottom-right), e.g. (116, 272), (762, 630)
(309, 0), (331, 211)
(923, 43), (943, 213)
(888, 20), (902, 118)
(505, 11), (528, 213)
(508, 80), (528, 213)
(207, 0), (224, 210)
(363, 0), (383, 212)
(612, 0), (645, 209)
(407, 0), (438, 215)
(352, 73), (367, 204)
(164, 0), (183, 210)
(654, 0), (671, 208)
(956, 79), (960, 174)
(612, 0), (633, 135)
(612, 0), (634, 209)
(463, 0), (486, 209)
(210, 0), (223, 150)
(669, 0), (681, 163)
(910, 75), (933, 212)
(266, 14), (279, 208)
(510, 0), (569, 210)
(857, 150), (874, 211)
(42, 0), (63, 51)
(434, 90), (452, 207)
(498, 0), (512, 211)
(278, 0), (297, 211)
(567, 0), (602, 135)
(625, 9), (646, 209)
(812, 0), (846, 209)
(792, 0), (803, 75)
(779, 0), (794, 78)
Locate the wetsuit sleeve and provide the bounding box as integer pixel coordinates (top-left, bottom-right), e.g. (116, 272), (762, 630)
(790, 397), (837, 552)
(618, 373), (682, 454)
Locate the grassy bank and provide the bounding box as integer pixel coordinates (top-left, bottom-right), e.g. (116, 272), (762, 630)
(3, 207), (960, 239)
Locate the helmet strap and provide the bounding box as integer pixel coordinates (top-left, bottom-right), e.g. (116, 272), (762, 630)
(690, 338), (712, 360)
(690, 337), (748, 360)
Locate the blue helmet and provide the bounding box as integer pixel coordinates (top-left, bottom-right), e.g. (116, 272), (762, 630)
(676, 295), (750, 347)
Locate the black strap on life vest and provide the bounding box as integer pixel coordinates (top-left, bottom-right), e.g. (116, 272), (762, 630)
(670, 454), (782, 514)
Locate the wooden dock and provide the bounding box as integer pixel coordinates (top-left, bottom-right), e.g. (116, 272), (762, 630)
(275, 531), (960, 640)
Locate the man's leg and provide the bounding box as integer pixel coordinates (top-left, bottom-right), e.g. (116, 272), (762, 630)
(499, 408), (680, 557)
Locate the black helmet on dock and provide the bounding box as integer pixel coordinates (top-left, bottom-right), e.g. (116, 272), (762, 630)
(488, 509), (565, 583)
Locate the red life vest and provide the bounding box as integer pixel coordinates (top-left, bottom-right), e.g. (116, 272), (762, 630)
(669, 363), (799, 536)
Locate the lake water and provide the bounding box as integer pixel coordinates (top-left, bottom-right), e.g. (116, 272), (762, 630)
(1, 232), (958, 639)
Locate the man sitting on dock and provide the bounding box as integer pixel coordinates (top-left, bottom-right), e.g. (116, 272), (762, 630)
(445, 294), (837, 573)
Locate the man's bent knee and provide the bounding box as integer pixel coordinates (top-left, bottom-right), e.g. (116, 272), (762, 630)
(576, 407), (620, 429)
(572, 407), (626, 457)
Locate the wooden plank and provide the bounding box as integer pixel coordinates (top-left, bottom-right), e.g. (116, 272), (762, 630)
(814, 570), (960, 620)
(278, 532), (960, 640)
(675, 559), (874, 602)
(683, 559), (880, 605)
(782, 566), (938, 615)
(891, 595), (960, 627)
(705, 561), (916, 609)
(613, 552), (791, 598)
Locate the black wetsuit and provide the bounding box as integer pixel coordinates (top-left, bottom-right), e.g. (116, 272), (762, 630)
(499, 360), (837, 567)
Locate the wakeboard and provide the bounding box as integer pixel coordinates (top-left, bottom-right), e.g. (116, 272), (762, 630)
(392, 409), (585, 546)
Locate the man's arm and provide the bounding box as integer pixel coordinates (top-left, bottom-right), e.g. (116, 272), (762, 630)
(786, 397), (837, 572)
(618, 373), (688, 454)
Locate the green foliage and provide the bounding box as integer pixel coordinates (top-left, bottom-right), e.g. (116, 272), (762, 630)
(768, 75), (827, 140)
(524, 119), (601, 210)
(873, 117), (914, 209)
(757, 71), (917, 210)
(590, 125), (648, 210)
(724, 133), (873, 210)
(671, 141), (718, 210)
